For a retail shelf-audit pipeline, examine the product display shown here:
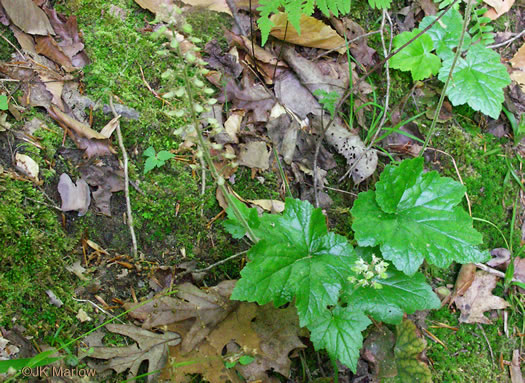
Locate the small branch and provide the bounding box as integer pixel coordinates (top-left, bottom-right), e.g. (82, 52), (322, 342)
(109, 96), (138, 259)
(477, 323), (494, 363)
(488, 29), (525, 49)
(474, 262), (521, 283)
(72, 297), (126, 324)
(175, 250), (248, 280)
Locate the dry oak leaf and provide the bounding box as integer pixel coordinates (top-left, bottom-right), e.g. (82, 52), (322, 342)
(455, 271), (510, 324)
(88, 324), (181, 383)
(270, 13), (345, 53)
(162, 302), (305, 383)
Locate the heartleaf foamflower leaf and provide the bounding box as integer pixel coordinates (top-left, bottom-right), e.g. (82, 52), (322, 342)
(390, 29), (441, 81)
(309, 306), (371, 373)
(351, 158), (489, 276)
(438, 44), (511, 119)
(229, 198), (357, 327)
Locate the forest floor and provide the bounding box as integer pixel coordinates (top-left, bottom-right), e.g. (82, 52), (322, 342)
(0, 0), (524, 382)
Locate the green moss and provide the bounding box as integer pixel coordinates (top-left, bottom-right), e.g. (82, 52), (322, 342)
(0, 177), (79, 338)
(427, 307), (520, 383)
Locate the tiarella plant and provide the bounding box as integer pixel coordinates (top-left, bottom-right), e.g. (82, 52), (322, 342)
(223, 157), (490, 371)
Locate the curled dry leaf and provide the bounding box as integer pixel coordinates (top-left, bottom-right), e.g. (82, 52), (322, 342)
(14, 153), (39, 180)
(57, 173), (91, 216)
(270, 13), (346, 54)
(455, 271), (510, 324)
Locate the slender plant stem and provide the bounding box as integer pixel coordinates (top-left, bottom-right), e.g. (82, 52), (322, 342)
(419, 0), (473, 155)
(110, 97), (138, 258)
(178, 46), (259, 242)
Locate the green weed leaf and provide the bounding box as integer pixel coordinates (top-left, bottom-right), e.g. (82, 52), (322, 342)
(438, 44), (511, 119)
(238, 355), (255, 365)
(394, 319), (432, 383)
(390, 29), (441, 81)
(0, 95), (8, 111)
(351, 158), (489, 275)
(368, 0), (392, 9)
(144, 156), (158, 174)
(156, 150), (174, 161)
(230, 198), (357, 327)
(309, 306), (371, 372)
(143, 146), (156, 157)
(420, 8), (471, 58)
(222, 197), (261, 239)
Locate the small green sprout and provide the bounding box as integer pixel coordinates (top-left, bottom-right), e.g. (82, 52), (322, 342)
(143, 146), (175, 174)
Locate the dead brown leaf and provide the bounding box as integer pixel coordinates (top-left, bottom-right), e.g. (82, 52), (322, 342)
(221, 75), (275, 122)
(483, 0), (515, 20)
(510, 42), (525, 92)
(238, 141), (270, 170)
(35, 36), (75, 71)
(88, 324), (181, 383)
(270, 13), (345, 54)
(510, 349), (523, 383)
(57, 173), (91, 216)
(455, 271), (510, 324)
(0, 0), (54, 35)
(331, 17), (376, 67)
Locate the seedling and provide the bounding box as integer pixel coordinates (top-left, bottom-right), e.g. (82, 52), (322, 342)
(143, 146), (174, 174)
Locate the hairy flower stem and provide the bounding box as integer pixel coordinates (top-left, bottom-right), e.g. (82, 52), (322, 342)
(178, 47), (259, 242)
(420, 0), (473, 155)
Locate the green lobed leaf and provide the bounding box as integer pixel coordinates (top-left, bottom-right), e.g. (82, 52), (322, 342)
(143, 146), (156, 157)
(368, 0), (392, 9)
(394, 319), (432, 383)
(390, 29), (441, 81)
(420, 7), (471, 59)
(343, 267), (440, 324)
(230, 198), (357, 327)
(351, 158), (489, 275)
(438, 44), (511, 119)
(143, 156), (158, 174)
(222, 197), (262, 239)
(156, 150), (174, 161)
(309, 306), (371, 373)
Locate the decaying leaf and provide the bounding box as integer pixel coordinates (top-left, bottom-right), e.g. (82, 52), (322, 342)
(66, 260), (88, 281)
(134, 0), (181, 22)
(14, 153), (39, 180)
(483, 0), (515, 20)
(394, 319), (432, 383)
(0, 0), (54, 35)
(88, 324), (181, 383)
(123, 282), (304, 383)
(270, 13), (345, 53)
(510, 349), (523, 383)
(76, 308), (92, 322)
(179, 0), (231, 15)
(57, 173), (91, 216)
(331, 17), (376, 67)
(510, 42), (525, 92)
(362, 326), (397, 379)
(221, 75), (275, 122)
(455, 271), (510, 324)
(238, 141), (270, 170)
(448, 263), (477, 306)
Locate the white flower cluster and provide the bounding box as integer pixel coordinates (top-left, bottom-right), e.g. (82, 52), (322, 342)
(347, 254), (389, 289)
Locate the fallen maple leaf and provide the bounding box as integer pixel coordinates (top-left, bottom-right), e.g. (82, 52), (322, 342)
(455, 271), (510, 324)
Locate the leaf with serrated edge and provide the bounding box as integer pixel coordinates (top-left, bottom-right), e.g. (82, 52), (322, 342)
(343, 268), (440, 324)
(390, 29), (441, 81)
(352, 158), (488, 275)
(438, 44), (511, 119)
(231, 199), (357, 327)
(420, 7), (471, 58)
(309, 306), (371, 373)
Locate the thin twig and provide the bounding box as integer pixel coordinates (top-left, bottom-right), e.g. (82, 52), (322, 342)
(109, 96), (138, 259)
(477, 323), (494, 363)
(474, 262), (521, 283)
(488, 29), (525, 49)
(420, 0), (473, 155)
(225, 0), (248, 36)
(313, 30), (381, 60)
(175, 250), (248, 280)
(72, 297), (126, 324)
(313, 112), (328, 208)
